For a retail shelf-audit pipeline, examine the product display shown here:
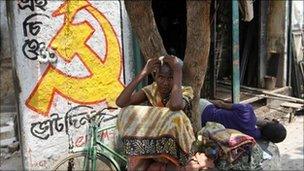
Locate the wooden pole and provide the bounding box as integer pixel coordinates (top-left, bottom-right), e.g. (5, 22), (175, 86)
(231, 0), (240, 103)
(258, 0), (269, 88)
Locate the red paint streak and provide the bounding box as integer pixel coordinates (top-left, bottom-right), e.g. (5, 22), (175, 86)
(99, 130), (115, 141)
(75, 135), (86, 147)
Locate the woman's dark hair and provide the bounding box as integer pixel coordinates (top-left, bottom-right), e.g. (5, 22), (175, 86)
(261, 122), (287, 143)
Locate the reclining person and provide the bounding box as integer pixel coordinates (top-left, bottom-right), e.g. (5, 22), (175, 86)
(116, 55), (214, 170)
(200, 99), (287, 143)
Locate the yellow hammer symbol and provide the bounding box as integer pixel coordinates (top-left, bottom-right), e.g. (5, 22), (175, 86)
(26, 0), (124, 116)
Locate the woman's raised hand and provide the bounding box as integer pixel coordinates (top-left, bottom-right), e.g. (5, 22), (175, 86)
(162, 55), (183, 71)
(142, 58), (160, 75)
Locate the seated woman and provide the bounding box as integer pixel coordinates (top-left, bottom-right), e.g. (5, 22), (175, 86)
(116, 56), (214, 170)
(200, 99), (287, 143)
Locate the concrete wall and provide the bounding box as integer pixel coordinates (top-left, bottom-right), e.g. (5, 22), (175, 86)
(0, 1), (11, 59)
(6, 0), (135, 170)
(0, 0), (16, 112)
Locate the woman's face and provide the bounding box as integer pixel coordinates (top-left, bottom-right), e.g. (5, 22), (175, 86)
(155, 64), (173, 97)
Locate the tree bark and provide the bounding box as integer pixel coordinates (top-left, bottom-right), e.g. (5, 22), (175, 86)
(124, 1), (167, 61)
(125, 0), (211, 133)
(183, 0), (211, 133)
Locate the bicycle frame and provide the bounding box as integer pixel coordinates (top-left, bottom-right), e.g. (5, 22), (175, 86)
(83, 123), (127, 171)
(68, 107), (127, 171)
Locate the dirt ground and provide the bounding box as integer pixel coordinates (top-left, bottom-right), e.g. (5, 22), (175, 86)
(255, 106), (304, 170)
(1, 116), (303, 170)
(276, 115), (304, 170)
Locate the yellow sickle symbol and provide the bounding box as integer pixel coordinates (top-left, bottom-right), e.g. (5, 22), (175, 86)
(26, 0), (124, 116)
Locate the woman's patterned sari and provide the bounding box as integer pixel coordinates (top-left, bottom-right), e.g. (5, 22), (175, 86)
(116, 83), (195, 167)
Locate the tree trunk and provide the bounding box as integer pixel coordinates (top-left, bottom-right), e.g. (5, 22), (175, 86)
(124, 1), (167, 61)
(125, 0), (211, 133)
(183, 0), (211, 133)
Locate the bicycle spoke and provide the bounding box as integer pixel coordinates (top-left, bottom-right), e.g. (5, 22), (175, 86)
(53, 152), (119, 171)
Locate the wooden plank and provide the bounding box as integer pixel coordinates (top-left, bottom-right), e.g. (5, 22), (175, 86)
(0, 112), (14, 126)
(0, 137), (16, 147)
(241, 94), (300, 104)
(254, 89), (304, 103)
(0, 125), (14, 133)
(219, 80), (304, 103)
(240, 95), (264, 104)
(280, 102), (304, 109)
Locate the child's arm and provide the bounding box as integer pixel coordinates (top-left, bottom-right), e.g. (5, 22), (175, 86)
(116, 58), (160, 108)
(209, 100), (233, 110)
(256, 118), (279, 128)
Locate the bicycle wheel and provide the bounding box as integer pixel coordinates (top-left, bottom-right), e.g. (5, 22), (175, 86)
(53, 152), (118, 171)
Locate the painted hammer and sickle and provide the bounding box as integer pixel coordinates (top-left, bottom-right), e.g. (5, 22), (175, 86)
(26, 0), (124, 116)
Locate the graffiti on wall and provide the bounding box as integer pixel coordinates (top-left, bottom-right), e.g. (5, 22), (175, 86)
(13, 0), (128, 169)
(73, 129), (116, 148)
(30, 105), (117, 140)
(24, 0), (124, 116)
(18, 0), (48, 11)
(18, 0), (50, 60)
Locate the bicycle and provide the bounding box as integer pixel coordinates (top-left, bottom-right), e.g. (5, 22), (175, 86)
(53, 107), (127, 171)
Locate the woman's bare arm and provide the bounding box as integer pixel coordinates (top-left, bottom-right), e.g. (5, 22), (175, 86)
(116, 58), (160, 108)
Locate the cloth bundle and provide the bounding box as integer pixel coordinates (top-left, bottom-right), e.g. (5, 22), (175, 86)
(198, 122), (256, 163)
(117, 105), (195, 166)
